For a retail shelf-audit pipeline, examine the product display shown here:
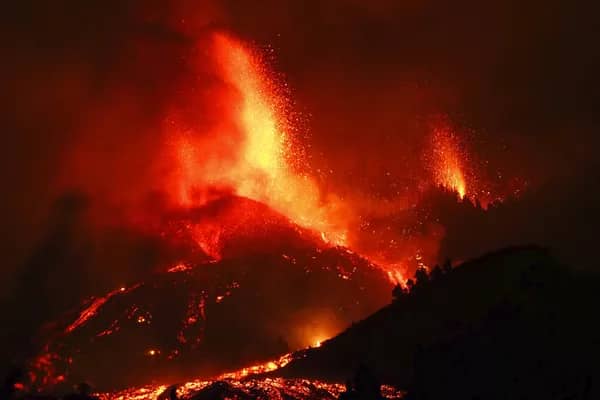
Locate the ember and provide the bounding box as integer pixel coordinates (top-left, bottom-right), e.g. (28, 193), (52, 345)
(166, 33), (349, 255)
(430, 123), (468, 200)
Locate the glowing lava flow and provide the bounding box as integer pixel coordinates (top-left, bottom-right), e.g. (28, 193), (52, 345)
(99, 351), (404, 400)
(65, 286), (134, 333)
(430, 124), (467, 199)
(102, 377), (404, 400)
(99, 353), (293, 400)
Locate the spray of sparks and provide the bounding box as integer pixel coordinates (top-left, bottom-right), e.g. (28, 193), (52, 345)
(159, 32), (498, 289)
(168, 33), (348, 254)
(430, 125), (468, 199)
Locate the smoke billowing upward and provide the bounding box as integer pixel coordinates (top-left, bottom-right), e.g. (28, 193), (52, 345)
(2, 0), (600, 381)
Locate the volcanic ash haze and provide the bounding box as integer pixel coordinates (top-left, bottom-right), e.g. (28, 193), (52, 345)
(6, 28), (499, 386)
(54, 27), (467, 287)
(4, 0), (600, 308)
(3, 1), (530, 329)
(20, 31), (399, 391)
(19, 30), (470, 391)
(163, 32), (350, 247)
(4, 1), (600, 397)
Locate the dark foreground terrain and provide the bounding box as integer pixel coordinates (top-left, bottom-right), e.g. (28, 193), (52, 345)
(275, 246), (600, 399)
(6, 246), (600, 399)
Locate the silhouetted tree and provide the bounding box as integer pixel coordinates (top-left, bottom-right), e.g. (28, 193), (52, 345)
(339, 380), (354, 400)
(339, 364), (384, 400)
(63, 382), (99, 400)
(406, 279), (415, 292)
(442, 258), (452, 274)
(392, 284), (406, 302)
(158, 384), (179, 400)
(430, 265), (443, 281)
(414, 267), (429, 287)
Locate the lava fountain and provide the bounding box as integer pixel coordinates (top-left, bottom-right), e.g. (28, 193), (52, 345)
(430, 123), (468, 199)
(166, 33), (348, 251)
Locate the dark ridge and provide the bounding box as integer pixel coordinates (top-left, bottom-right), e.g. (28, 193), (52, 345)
(274, 246), (600, 399)
(22, 194), (392, 392)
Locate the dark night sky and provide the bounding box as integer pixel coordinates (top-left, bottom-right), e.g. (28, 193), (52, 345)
(2, 0), (600, 296)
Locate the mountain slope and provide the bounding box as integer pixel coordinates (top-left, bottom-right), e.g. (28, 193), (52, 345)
(26, 195), (393, 391)
(273, 246), (600, 398)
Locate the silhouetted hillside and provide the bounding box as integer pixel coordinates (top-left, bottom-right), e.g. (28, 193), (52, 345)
(275, 246), (600, 399)
(421, 164), (600, 272)
(22, 195), (392, 391)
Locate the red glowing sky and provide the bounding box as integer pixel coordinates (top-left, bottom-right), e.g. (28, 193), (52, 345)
(4, 2), (600, 393)
(146, 32), (506, 283)
(3, 0), (599, 295)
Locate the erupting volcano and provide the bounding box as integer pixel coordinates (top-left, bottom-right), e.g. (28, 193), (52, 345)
(14, 27), (516, 400)
(430, 124), (467, 200)
(5, 2), (600, 399)
(165, 33), (348, 251)
(20, 33), (397, 394)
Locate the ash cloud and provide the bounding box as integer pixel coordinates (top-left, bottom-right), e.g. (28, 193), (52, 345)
(1, 1), (224, 285)
(0, 0), (227, 368)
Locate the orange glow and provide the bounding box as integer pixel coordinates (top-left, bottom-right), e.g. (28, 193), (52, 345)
(146, 349), (159, 357)
(99, 355), (405, 400)
(386, 267), (408, 286)
(309, 333), (330, 348)
(160, 33), (485, 283)
(24, 30), (523, 396)
(65, 286), (133, 334)
(165, 33), (348, 256)
(213, 33), (340, 238)
(431, 124), (467, 199)
(218, 352), (294, 380)
(166, 263), (191, 273)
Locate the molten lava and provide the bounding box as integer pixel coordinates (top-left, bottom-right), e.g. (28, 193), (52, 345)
(101, 377), (404, 400)
(99, 349), (404, 400)
(21, 29), (523, 398)
(25, 209), (392, 391)
(430, 124), (467, 199)
(66, 285), (138, 334)
(167, 33), (348, 255)
(157, 32), (510, 286)
(160, 33), (464, 285)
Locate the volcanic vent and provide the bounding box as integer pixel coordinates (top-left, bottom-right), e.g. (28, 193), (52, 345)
(21, 29), (506, 395)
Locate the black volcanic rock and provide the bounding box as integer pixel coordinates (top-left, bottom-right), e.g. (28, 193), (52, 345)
(274, 246), (600, 399)
(27, 195), (392, 391)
